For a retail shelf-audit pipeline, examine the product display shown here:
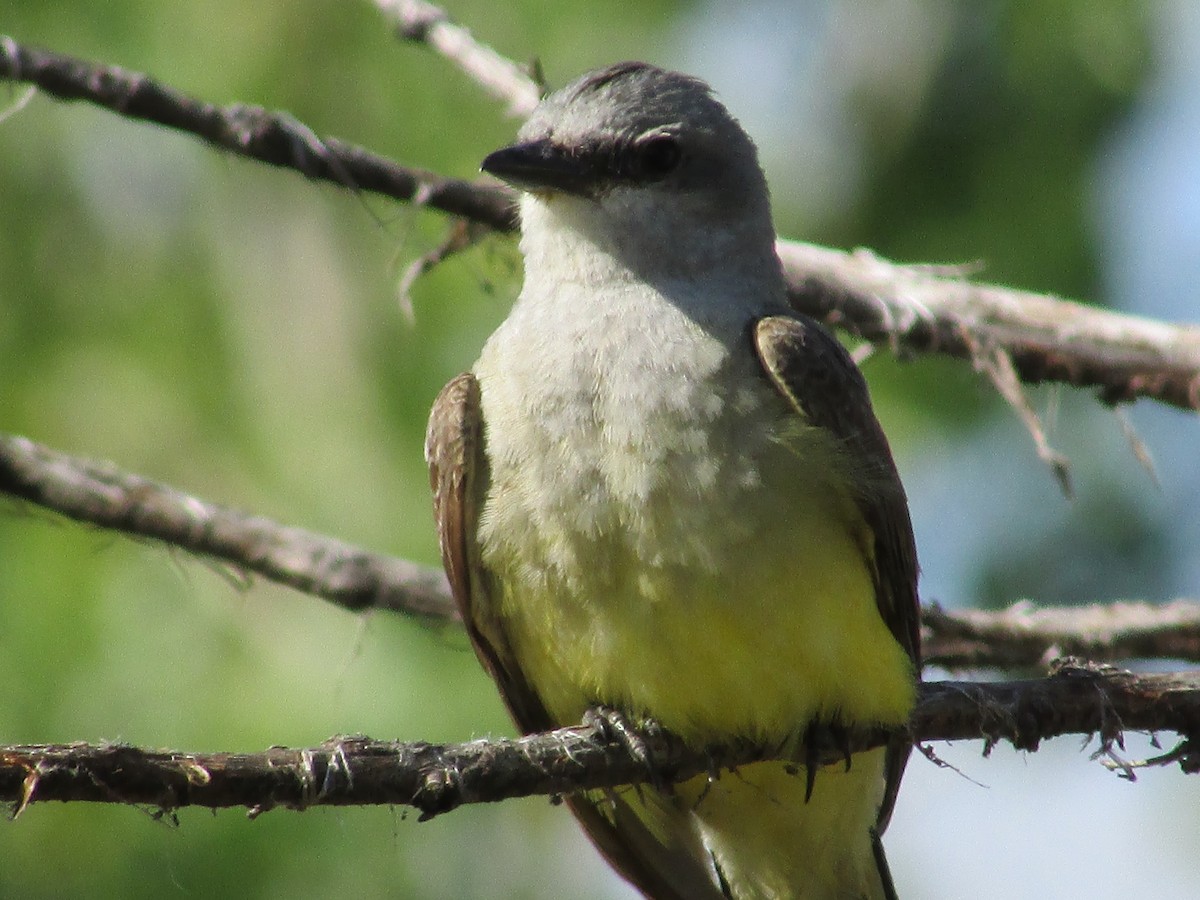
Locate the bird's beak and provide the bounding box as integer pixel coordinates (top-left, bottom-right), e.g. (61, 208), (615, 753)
(481, 139), (597, 197)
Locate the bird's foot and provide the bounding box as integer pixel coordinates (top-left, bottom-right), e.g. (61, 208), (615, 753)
(790, 718), (853, 802)
(584, 705), (666, 790)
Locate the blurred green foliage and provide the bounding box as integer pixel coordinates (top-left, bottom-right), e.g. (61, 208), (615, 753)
(0, 1), (1165, 897)
(852, 1), (1148, 295)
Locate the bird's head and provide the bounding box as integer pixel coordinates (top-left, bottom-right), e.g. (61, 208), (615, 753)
(482, 62), (778, 283)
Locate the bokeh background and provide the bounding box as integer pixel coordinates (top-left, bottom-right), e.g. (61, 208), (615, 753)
(3, 1), (1199, 897)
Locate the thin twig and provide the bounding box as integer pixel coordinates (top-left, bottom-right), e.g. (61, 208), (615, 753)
(1113, 405), (1161, 488)
(396, 218), (489, 319)
(374, 0), (541, 117)
(1099, 737), (1200, 776)
(0, 79), (36, 124)
(966, 334), (1073, 496)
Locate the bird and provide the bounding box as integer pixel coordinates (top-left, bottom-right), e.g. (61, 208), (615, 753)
(426, 61), (920, 900)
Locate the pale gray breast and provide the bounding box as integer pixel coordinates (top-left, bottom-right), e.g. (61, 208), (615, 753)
(474, 283), (791, 577)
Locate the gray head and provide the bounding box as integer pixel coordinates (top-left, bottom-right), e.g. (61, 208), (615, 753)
(482, 63), (778, 281)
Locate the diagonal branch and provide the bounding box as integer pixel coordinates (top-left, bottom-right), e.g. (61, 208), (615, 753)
(3, 664), (1198, 819)
(0, 433), (456, 623)
(0, 34), (516, 231)
(374, 0), (541, 117)
(3, 35), (1197, 411)
(4, 430), (1200, 667)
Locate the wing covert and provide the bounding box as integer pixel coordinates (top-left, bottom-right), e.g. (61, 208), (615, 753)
(753, 314), (921, 835)
(426, 372), (551, 732)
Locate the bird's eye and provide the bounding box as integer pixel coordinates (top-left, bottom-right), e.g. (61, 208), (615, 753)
(633, 135), (682, 179)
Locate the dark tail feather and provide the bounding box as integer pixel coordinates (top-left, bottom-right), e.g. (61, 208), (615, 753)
(871, 827), (900, 900)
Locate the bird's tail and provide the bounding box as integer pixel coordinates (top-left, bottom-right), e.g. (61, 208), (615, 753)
(871, 827), (900, 900)
(684, 749), (895, 900)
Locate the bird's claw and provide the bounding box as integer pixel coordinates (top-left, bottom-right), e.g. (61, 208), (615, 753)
(584, 705), (666, 790)
(801, 718), (853, 802)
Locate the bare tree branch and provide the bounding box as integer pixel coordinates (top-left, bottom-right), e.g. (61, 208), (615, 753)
(374, 0), (541, 117)
(0, 34), (516, 231)
(3, 25), (1198, 881)
(3, 664), (1197, 819)
(0, 433), (457, 623)
(3, 35), (1197, 412)
(5, 430), (1200, 668)
(777, 242), (1200, 411)
(384, 5), (1200, 416)
(922, 601), (1200, 670)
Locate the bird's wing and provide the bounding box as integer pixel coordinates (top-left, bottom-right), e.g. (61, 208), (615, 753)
(752, 314), (921, 834)
(426, 372), (727, 900)
(564, 790), (730, 900)
(425, 372), (552, 732)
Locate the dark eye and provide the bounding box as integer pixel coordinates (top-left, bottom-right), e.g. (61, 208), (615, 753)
(634, 135), (682, 179)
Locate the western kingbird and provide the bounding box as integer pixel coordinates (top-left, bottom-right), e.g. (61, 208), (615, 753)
(427, 61), (920, 900)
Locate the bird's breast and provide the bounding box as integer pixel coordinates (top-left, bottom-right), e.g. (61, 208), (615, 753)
(471, 285), (913, 737)
(476, 288), (775, 582)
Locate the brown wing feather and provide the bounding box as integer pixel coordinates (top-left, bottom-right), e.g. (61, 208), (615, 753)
(566, 793), (729, 900)
(426, 372), (552, 732)
(752, 314), (921, 836)
(426, 373), (726, 900)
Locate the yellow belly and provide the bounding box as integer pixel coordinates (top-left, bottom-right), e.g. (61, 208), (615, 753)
(474, 317), (914, 899)
(484, 457), (914, 740)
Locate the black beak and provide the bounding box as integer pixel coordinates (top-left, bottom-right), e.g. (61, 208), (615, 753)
(481, 139), (598, 197)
